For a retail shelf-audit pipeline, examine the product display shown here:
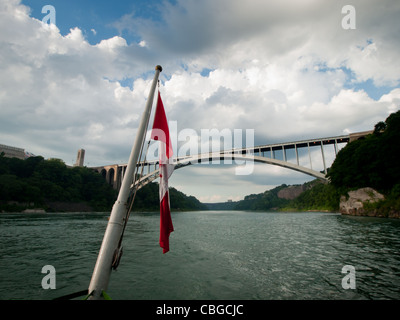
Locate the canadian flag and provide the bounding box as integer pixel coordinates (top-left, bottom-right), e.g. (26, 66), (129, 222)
(151, 92), (174, 254)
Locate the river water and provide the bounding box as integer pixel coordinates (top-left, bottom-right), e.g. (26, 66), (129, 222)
(0, 211), (399, 300)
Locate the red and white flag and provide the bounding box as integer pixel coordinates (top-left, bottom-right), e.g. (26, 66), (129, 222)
(151, 92), (174, 254)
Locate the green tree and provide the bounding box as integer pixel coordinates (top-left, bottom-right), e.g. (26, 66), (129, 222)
(328, 110), (400, 193)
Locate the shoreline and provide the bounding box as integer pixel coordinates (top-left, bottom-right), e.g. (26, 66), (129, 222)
(2, 204), (399, 219)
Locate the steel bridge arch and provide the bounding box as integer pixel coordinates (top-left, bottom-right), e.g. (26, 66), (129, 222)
(133, 153), (327, 191)
(91, 131), (373, 191)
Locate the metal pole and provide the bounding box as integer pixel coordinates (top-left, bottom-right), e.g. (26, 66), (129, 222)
(320, 141), (327, 174)
(88, 65), (162, 299)
(308, 142), (312, 170)
(334, 139), (338, 155)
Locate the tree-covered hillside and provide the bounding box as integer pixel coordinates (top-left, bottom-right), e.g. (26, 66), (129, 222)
(0, 155), (206, 212)
(326, 110), (400, 215)
(133, 181), (207, 211)
(227, 180), (341, 212)
(0, 156), (117, 212)
(234, 184), (291, 211)
(215, 110), (400, 214)
(327, 110), (400, 194)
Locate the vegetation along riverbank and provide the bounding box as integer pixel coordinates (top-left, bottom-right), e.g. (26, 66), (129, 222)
(1, 110), (399, 217)
(0, 155), (205, 213)
(207, 111), (400, 218)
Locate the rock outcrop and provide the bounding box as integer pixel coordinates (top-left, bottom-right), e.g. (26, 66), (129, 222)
(277, 185), (307, 200)
(340, 187), (385, 217)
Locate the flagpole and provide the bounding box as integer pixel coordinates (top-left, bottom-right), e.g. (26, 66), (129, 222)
(88, 65), (162, 300)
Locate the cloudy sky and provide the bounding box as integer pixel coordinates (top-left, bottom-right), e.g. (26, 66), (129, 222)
(1, 0), (399, 203)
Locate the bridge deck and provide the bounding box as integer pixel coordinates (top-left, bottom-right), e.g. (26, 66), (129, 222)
(91, 131), (372, 190)
(229, 135), (350, 154)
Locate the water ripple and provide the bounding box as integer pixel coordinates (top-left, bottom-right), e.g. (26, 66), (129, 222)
(1, 211), (399, 300)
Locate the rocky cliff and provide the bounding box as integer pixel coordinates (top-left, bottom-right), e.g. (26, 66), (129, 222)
(277, 184), (307, 200)
(339, 187), (392, 217)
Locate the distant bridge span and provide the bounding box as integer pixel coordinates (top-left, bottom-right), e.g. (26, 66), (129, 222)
(90, 131), (372, 191)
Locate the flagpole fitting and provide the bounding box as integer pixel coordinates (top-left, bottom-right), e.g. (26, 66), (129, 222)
(156, 65), (163, 72)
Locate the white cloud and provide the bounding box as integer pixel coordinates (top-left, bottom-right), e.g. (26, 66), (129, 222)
(97, 36), (127, 52)
(0, 4), (149, 164)
(121, 0), (400, 86)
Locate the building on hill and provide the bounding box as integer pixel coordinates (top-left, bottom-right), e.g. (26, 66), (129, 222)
(74, 149), (85, 167)
(0, 143), (26, 160)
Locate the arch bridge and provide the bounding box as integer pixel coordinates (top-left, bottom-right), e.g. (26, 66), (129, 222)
(90, 131), (372, 191)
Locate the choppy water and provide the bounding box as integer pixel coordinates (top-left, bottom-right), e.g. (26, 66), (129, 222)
(0, 211), (399, 300)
